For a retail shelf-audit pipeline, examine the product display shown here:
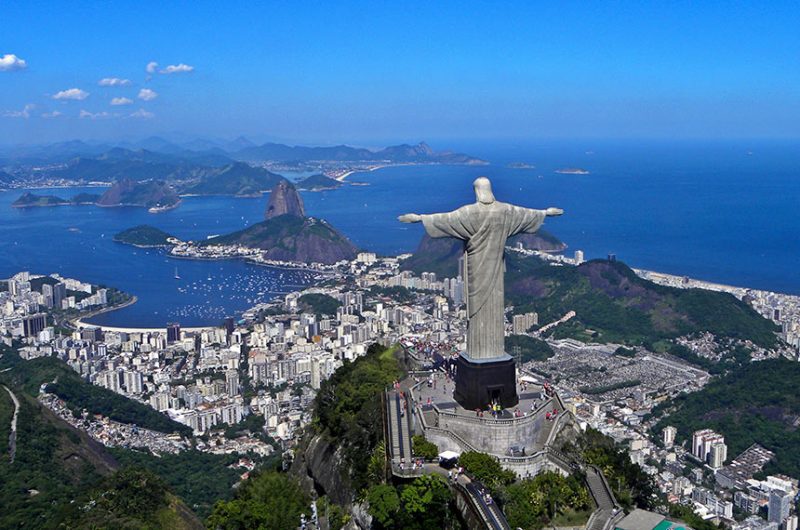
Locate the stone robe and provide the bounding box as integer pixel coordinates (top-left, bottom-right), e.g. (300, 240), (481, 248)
(421, 201), (546, 360)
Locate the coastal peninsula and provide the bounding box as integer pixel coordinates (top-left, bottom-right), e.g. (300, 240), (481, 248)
(295, 173), (342, 191)
(113, 225), (179, 248)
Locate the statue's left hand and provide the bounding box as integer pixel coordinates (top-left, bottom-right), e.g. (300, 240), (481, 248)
(545, 207), (564, 216)
(398, 213), (422, 223)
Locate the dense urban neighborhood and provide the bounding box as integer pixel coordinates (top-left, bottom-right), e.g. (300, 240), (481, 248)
(2, 244), (800, 529)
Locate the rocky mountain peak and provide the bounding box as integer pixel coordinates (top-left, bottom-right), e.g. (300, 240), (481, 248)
(265, 179), (305, 220)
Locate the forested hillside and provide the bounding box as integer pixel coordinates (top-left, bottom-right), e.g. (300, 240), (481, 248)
(653, 358), (800, 477)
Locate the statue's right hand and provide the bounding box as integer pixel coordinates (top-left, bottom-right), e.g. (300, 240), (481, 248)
(398, 213), (422, 223)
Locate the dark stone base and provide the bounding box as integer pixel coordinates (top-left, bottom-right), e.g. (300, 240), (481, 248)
(454, 354), (518, 410)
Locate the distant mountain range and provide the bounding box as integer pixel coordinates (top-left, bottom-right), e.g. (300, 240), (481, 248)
(234, 140), (485, 164)
(0, 137), (486, 168)
(0, 139), (485, 201)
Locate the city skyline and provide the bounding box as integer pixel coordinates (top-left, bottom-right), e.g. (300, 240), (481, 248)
(2, 1), (799, 145)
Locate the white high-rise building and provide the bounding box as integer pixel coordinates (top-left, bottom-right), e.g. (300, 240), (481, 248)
(123, 370), (144, 394)
(356, 252), (377, 264)
(512, 312), (539, 334)
(710, 442), (728, 469)
(692, 429), (725, 463)
(769, 490), (792, 524)
(574, 250), (585, 264)
(226, 369), (240, 396)
(149, 391), (170, 412)
(663, 425), (677, 447)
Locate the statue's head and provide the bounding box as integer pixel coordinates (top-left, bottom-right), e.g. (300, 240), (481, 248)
(473, 177), (496, 204)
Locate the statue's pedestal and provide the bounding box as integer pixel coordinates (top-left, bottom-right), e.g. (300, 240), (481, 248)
(454, 353), (518, 410)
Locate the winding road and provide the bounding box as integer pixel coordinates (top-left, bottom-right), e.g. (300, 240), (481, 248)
(3, 385), (20, 463)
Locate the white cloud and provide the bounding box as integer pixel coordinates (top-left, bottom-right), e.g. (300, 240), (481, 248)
(160, 63), (194, 74)
(98, 77), (131, 87)
(53, 88), (89, 101)
(129, 108), (154, 119)
(110, 97), (133, 106)
(0, 54), (27, 71)
(79, 109), (114, 120)
(138, 88), (158, 101)
(41, 110), (62, 119)
(146, 61), (158, 74)
(3, 104), (35, 118)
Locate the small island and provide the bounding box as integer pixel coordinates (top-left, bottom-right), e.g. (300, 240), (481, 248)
(97, 179), (181, 210)
(295, 173), (343, 191)
(11, 183), (178, 211)
(12, 192), (69, 208)
(70, 192), (102, 204)
(555, 167), (590, 175)
(11, 191), (102, 208)
(507, 162), (536, 169)
(113, 225), (179, 248)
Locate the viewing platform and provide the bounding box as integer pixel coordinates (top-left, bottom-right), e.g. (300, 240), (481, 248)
(405, 368), (579, 477)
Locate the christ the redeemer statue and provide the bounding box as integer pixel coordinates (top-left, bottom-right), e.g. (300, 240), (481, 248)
(399, 177), (563, 409)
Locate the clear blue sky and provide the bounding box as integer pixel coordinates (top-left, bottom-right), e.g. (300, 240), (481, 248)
(1, 1), (798, 145)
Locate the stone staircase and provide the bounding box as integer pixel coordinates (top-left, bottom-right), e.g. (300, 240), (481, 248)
(385, 389), (414, 473)
(584, 464), (619, 530)
(461, 480), (512, 530)
(586, 465), (616, 510)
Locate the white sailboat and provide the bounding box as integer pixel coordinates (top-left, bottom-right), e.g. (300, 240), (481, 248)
(174, 266), (181, 279)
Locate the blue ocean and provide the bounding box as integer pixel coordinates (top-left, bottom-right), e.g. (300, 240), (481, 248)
(1, 140), (798, 327)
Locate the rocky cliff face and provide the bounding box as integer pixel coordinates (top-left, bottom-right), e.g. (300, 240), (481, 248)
(261, 217), (359, 264)
(292, 435), (355, 506)
(510, 231), (567, 253)
(265, 180), (305, 219)
(205, 179), (357, 263)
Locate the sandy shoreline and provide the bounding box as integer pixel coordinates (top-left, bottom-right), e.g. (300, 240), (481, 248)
(74, 295), (220, 334)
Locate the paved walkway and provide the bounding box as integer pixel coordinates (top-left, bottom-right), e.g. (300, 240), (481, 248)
(386, 388), (419, 476)
(412, 370), (553, 419)
(3, 385), (20, 463)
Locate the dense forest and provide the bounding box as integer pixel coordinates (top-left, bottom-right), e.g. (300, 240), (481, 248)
(110, 448), (260, 519)
(505, 334), (555, 362)
(312, 343), (405, 493)
(505, 255), (779, 348)
(298, 292), (342, 317)
(0, 377), (200, 528)
(63, 467), (202, 529)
